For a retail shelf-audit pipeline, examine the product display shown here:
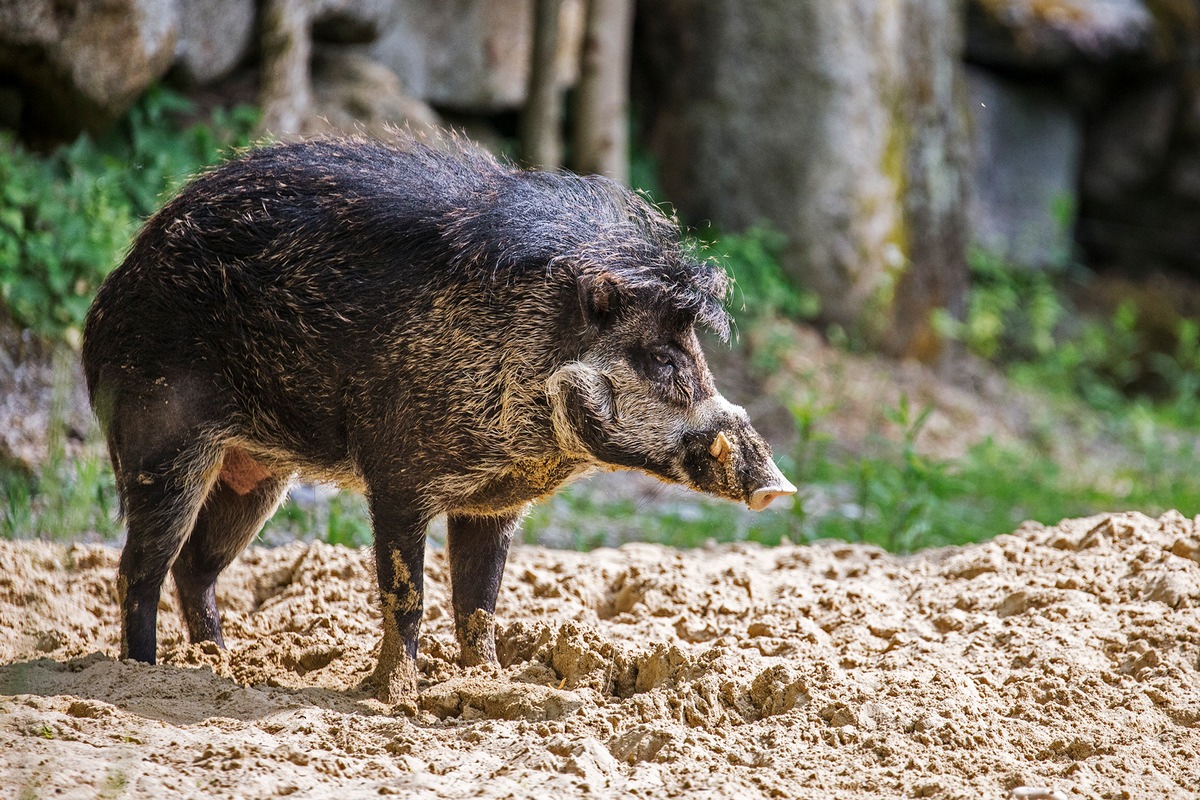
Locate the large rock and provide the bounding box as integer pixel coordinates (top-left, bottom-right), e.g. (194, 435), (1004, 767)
(967, 67), (1083, 268)
(309, 49), (442, 138)
(371, 0), (583, 112)
(1078, 73), (1200, 275)
(1081, 79), (1177, 206)
(963, 0), (1200, 277)
(173, 0), (255, 85)
(1071, 6), (1200, 276)
(0, 0), (179, 138)
(966, 0), (1157, 71)
(0, 324), (92, 475)
(639, 0), (970, 360)
(312, 0), (392, 44)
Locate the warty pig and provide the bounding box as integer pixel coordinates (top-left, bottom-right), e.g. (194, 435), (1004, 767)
(82, 136), (796, 701)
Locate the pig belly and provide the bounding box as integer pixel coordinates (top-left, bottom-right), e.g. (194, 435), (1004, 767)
(219, 447), (275, 495)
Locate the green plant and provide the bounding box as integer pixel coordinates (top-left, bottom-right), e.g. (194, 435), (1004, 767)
(933, 246), (1066, 361)
(874, 397), (943, 551)
(781, 381), (834, 536)
(765, 386), (1200, 552)
(0, 139), (136, 340)
(1, 354), (121, 541)
(1148, 318), (1200, 425)
(706, 225), (820, 323)
(936, 248), (1200, 428)
(792, 395), (958, 552)
(265, 490), (373, 547)
(0, 86), (257, 341)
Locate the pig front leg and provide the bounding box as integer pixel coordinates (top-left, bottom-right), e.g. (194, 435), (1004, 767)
(367, 493), (430, 704)
(447, 510), (522, 667)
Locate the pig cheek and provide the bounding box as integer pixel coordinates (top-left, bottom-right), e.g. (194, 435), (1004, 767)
(594, 383), (686, 481)
(682, 438), (742, 501)
(546, 361), (615, 459)
(614, 406), (689, 477)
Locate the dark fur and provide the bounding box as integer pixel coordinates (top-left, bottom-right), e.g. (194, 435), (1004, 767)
(83, 136), (780, 701)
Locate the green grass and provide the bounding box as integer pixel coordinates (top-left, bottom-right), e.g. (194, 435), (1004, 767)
(265, 490), (373, 548)
(788, 436), (1168, 552)
(1, 352), (121, 541)
(938, 247), (1200, 429)
(522, 487), (752, 551)
(1, 454), (122, 542)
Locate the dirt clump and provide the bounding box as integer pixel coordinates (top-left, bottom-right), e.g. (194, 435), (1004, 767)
(2, 511), (1199, 798)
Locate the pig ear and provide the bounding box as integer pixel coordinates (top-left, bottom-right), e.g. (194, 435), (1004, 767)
(577, 272), (627, 329)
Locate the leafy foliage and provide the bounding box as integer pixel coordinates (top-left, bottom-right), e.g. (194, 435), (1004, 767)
(267, 490), (374, 548)
(933, 247), (1066, 361)
(704, 224), (820, 323)
(937, 247), (1200, 428)
(0, 86), (257, 341)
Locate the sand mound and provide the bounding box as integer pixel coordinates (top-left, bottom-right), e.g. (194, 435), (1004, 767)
(3, 511), (1199, 798)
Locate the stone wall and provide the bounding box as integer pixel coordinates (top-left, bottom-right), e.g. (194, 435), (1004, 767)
(965, 0), (1200, 277)
(636, 0), (970, 360)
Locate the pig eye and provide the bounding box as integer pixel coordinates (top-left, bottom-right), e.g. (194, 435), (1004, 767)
(650, 351), (674, 370)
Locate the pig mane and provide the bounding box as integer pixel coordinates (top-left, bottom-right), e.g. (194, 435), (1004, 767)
(152, 135), (731, 339)
(420, 137), (732, 340)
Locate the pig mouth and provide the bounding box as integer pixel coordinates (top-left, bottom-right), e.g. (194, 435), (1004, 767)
(703, 430), (797, 511)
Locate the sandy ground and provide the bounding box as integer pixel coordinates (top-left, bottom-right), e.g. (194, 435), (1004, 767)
(2, 511), (1199, 799)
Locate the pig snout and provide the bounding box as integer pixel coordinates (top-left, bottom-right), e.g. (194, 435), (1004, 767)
(689, 415), (796, 510)
(713, 431), (798, 510)
(748, 464), (798, 511)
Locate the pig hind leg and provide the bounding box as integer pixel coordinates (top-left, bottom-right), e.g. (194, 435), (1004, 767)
(103, 370), (225, 663)
(171, 450), (288, 646)
(447, 510), (522, 667)
(112, 444), (224, 664)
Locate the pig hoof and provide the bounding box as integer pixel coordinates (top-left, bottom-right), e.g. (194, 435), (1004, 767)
(369, 657), (420, 704)
(457, 609), (498, 667)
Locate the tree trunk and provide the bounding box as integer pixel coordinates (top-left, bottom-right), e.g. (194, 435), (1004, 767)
(259, 0), (313, 137)
(639, 0), (970, 361)
(888, 0), (970, 361)
(521, 0), (564, 169)
(573, 0), (633, 182)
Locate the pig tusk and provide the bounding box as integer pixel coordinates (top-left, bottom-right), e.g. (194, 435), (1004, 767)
(709, 432), (732, 464)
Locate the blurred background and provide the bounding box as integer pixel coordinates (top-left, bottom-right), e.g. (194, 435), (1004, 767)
(3, 0), (1200, 552)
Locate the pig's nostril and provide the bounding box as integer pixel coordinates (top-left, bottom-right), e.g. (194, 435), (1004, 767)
(749, 481), (797, 511)
(749, 489), (792, 511)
